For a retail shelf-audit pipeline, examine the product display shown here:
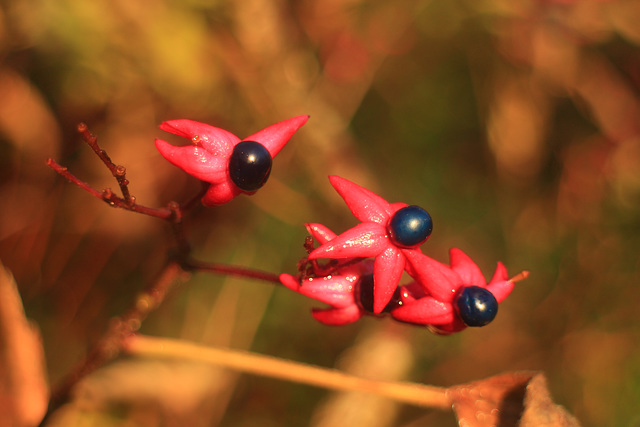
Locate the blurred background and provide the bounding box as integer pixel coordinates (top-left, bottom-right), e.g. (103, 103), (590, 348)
(1, 0), (639, 425)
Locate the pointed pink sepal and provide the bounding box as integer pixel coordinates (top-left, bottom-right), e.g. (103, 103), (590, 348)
(307, 222), (389, 259)
(279, 274), (355, 308)
(154, 140), (228, 183)
(372, 246), (405, 313)
(328, 176), (396, 224)
(404, 251), (459, 303)
(311, 305), (363, 326)
(159, 119), (240, 156)
(201, 180), (242, 206)
(449, 248), (486, 287)
(427, 318), (467, 335)
(244, 115), (309, 157)
(391, 297), (455, 325)
(305, 223), (337, 244)
(486, 262), (514, 303)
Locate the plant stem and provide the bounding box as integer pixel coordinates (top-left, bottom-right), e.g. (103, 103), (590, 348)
(124, 335), (452, 410)
(77, 122), (134, 205)
(47, 158), (175, 220)
(39, 262), (184, 426)
(182, 258), (282, 284)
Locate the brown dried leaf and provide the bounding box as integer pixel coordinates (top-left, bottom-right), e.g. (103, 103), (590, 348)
(520, 374), (581, 427)
(447, 371), (580, 427)
(0, 262), (49, 427)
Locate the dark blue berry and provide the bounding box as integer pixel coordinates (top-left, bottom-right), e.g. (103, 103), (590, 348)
(229, 141), (272, 192)
(356, 274), (402, 314)
(456, 286), (498, 327)
(387, 205), (433, 247)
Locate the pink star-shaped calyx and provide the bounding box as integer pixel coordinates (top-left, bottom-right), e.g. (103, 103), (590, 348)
(307, 176), (433, 314)
(279, 223), (371, 325)
(391, 248), (525, 334)
(155, 115), (309, 206)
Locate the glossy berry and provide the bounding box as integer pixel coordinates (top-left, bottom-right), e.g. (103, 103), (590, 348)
(456, 286), (498, 327)
(356, 274), (402, 314)
(387, 205), (433, 247)
(229, 140), (273, 191)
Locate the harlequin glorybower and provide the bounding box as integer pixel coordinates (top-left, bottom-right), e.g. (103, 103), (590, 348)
(42, 116), (536, 426)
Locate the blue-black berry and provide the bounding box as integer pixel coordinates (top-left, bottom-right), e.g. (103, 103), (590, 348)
(229, 140), (272, 192)
(356, 274), (402, 314)
(387, 205), (433, 247)
(456, 286), (498, 327)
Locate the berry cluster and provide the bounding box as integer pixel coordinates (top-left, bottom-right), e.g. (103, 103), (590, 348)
(280, 177), (523, 334)
(154, 115), (524, 334)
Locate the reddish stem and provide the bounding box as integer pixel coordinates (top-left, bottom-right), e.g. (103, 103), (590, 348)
(183, 258), (282, 284)
(181, 181), (209, 211)
(40, 262), (183, 425)
(77, 122), (134, 205)
(46, 158), (104, 199)
(47, 158), (175, 220)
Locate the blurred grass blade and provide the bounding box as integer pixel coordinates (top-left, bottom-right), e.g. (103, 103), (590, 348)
(0, 262), (49, 427)
(124, 334), (450, 410)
